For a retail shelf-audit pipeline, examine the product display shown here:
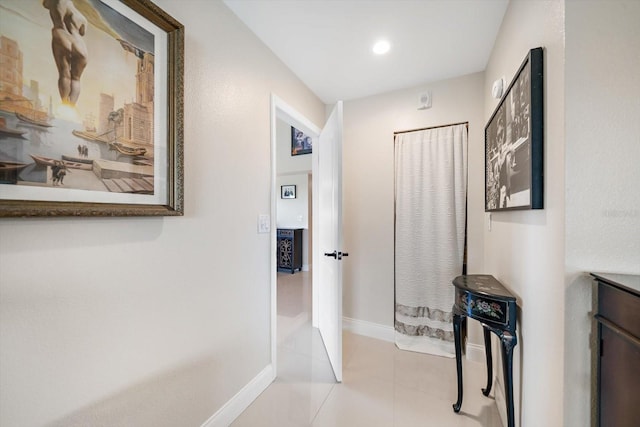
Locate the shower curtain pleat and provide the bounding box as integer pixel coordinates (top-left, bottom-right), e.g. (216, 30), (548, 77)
(394, 123), (467, 357)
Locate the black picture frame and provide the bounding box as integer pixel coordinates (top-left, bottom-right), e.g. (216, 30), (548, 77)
(291, 126), (312, 156)
(485, 47), (543, 212)
(281, 185), (296, 199)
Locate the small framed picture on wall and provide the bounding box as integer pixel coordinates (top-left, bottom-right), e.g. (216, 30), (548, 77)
(291, 126), (312, 156)
(281, 185), (296, 199)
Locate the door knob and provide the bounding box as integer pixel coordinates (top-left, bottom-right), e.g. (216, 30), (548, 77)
(324, 251), (337, 259)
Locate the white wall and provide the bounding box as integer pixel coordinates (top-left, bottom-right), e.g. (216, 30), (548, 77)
(0, 1), (325, 426)
(342, 72), (486, 344)
(483, 1), (565, 426)
(276, 174), (309, 230)
(564, 1), (640, 426)
(276, 117), (312, 270)
(276, 173), (310, 269)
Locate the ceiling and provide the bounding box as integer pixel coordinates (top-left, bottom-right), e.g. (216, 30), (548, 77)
(223, 0), (509, 104)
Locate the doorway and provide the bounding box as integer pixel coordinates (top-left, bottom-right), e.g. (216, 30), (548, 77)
(270, 95), (345, 384)
(270, 95), (322, 379)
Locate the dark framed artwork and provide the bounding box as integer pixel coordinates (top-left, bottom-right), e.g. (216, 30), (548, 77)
(291, 126), (312, 156)
(0, 0), (184, 217)
(485, 47), (543, 212)
(281, 185), (296, 199)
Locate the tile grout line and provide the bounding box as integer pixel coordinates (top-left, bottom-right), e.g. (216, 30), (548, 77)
(308, 382), (337, 425)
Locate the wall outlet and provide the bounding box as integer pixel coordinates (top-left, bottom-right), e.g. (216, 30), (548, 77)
(258, 214), (270, 233)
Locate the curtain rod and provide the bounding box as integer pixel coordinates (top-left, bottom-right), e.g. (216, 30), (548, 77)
(393, 121), (468, 135)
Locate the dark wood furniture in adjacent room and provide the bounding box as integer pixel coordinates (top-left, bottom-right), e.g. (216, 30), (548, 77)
(451, 274), (518, 427)
(277, 228), (303, 274)
(591, 272), (640, 427)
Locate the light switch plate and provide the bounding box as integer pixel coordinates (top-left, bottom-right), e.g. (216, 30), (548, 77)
(258, 214), (270, 233)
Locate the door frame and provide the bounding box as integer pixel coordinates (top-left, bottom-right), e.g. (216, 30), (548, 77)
(269, 94), (321, 377)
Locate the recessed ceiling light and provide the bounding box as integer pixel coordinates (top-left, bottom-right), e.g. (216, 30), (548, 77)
(372, 40), (390, 55)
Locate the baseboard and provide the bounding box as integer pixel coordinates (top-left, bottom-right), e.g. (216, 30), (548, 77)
(342, 318), (487, 364)
(465, 342), (486, 364)
(343, 317), (395, 343)
(302, 264), (310, 272)
(200, 364), (274, 427)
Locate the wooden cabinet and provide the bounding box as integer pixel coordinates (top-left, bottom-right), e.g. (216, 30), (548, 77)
(277, 228), (303, 274)
(591, 273), (640, 427)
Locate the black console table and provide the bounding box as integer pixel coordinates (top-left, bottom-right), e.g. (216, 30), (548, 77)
(452, 275), (518, 427)
(277, 228), (303, 274)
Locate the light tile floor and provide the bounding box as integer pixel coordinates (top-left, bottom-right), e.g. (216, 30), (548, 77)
(232, 272), (502, 427)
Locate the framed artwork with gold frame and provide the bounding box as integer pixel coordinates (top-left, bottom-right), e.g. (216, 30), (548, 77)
(0, 0), (183, 217)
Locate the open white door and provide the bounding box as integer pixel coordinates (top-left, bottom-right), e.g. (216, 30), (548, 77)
(316, 102), (344, 382)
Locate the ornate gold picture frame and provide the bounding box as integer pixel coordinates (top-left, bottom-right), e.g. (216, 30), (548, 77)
(0, 0), (183, 217)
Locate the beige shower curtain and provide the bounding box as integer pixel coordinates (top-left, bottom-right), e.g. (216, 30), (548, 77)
(394, 123), (467, 357)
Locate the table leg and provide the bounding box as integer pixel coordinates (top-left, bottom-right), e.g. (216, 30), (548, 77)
(500, 332), (517, 427)
(452, 312), (464, 413)
(482, 326), (493, 396)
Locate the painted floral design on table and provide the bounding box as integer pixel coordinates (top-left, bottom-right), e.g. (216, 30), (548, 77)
(458, 294), (504, 319)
